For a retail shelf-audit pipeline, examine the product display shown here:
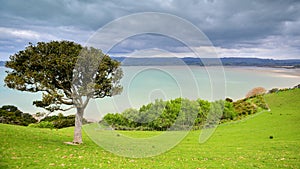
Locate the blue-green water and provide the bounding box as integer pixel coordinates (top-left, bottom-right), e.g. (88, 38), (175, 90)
(1, 66), (299, 120)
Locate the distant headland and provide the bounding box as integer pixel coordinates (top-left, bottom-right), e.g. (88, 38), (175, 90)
(1, 57), (300, 68)
(112, 57), (300, 68)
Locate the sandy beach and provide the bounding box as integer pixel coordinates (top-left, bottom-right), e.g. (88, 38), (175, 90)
(224, 66), (300, 78)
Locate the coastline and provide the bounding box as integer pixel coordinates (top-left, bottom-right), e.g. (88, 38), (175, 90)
(222, 66), (300, 78)
(1, 65), (299, 119)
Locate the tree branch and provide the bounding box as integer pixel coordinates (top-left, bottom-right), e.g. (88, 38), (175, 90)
(58, 97), (73, 105)
(58, 106), (75, 111)
(82, 97), (91, 110)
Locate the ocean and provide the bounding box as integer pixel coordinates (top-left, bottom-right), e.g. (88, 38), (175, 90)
(0, 66), (299, 120)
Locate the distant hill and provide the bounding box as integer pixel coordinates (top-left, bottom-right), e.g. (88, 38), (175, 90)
(2, 58), (300, 68)
(220, 57), (300, 67)
(0, 61), (5, 66)
(112, 57), (300, 68)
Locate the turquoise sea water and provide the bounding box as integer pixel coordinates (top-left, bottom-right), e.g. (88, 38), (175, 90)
(1, 66), (299, 120)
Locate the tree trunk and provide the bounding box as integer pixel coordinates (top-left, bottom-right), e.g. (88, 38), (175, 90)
(73, 107), (84, 144)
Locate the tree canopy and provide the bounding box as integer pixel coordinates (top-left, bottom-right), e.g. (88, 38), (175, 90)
(101, 95), (269, 131)
(5, 41), (123, 143)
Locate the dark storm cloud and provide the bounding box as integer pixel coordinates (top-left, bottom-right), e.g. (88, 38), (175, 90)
(108, 34), (192, 54)
(0, 0), (299, 60)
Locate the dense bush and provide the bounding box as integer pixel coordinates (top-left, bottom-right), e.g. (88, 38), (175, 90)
(233, 95), (268, 117)
(268, 88), (279, 93)
(41, 113), (88, 129)
(101, 95), (268, 131)
(0, 105), (37, 126)
(28, 113), (88, 129)
(246, 87), (266, 98)
(222, 101), (236, 120)
(1, 90), (271, 131)
(0, 105), (81, 129)
(233, 100), (257, 116)
(293, 84), (300, 89)
(28, 121), (54, 129)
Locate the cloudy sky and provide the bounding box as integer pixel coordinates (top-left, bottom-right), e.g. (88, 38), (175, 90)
(0, 0), (300, 60)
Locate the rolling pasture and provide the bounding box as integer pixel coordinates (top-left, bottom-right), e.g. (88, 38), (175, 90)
(1, 89), (299, 168)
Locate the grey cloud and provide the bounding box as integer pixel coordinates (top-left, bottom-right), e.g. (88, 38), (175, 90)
(0, 0), (300, 60)
(108, 34), (191, 54)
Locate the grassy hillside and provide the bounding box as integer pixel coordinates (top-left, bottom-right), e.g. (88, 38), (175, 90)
(0, 89), (299, 168)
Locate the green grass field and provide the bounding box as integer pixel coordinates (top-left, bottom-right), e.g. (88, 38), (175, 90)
(1, 89), (300, 168)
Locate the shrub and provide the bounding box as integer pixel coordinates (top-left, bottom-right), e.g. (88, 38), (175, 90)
(268, 88), (279, 93)
(246, 87), (266, 98)
(252, 95), (269, 110)
(41, 113), (88, 129)
(222, 101), (236, 120)
(53, 118), (74, 129)
(0, 105), (37, 126)
(102, 93), (270, 131)
(28, 121), (54, 129)
(293, 84), (300, 89)
(225, 98), (233, 102)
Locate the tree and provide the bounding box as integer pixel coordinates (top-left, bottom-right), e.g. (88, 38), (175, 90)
(32, 112), (52, 123)
(222, 101), (236, 120)
(4, 41), (123, 144)
(0, 105), (37, 126)
(245, 87), (266, 98)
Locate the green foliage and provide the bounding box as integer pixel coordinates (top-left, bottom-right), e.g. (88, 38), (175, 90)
(252, 95), (269, 110)
(102, 94), (269, 131)
(28, 121), (54, 129)
(222, 101), (236, 120)
(40, 113), (88, 129)
(195, 99), (211, 126)
(4, 40), (123, 143)
(27, 113), (89, 129)
(268, 88), (279, 93)
(4, 41), (123, 112)
(102, 98), (201, 131)
(0, 105), (37, 126)
(233, 99), (256, 116)
(52, 118), (74, 129)
(233, 95), (269, 117)
(172, 98), (199, 130)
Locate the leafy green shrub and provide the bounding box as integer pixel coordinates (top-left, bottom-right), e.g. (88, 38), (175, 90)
(234, 99), (257, 115)
(0, 105), (37, 126)
(233, 94), (268, 116)
(102, 93), (270, 131)
(225, 98), (233, 102)
(53, 119), (75, 129)
(0, 106), (87, 129)
(222, 101), (237, 120)
(102, 98), (202, 131)
(28, 121), (54, 129)
(252, 95), (269, 110)
(269, 88), (279, 93)
(41, 113), (88, 129)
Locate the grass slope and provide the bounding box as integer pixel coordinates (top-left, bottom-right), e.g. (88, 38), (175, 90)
(1, 89), (299, 168)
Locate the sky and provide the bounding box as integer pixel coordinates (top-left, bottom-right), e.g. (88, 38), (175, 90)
(0, 0), (300, 60)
